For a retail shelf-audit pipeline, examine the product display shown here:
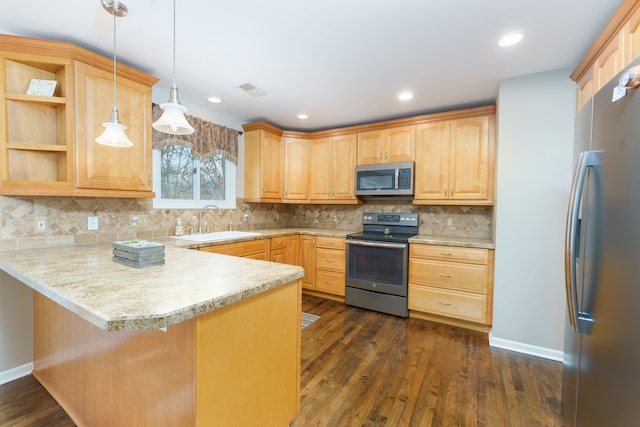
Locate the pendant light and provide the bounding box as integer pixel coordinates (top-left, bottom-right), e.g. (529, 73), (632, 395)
(152, 0), (195, 135)
(95, 0), (133, 148)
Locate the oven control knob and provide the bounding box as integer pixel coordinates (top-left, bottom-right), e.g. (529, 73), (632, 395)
(371, 283), (377, 289)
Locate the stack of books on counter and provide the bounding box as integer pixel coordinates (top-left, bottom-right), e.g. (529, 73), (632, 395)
(112, 240), (165, 268)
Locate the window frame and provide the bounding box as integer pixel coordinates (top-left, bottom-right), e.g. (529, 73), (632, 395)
(151, 147), (236, 210)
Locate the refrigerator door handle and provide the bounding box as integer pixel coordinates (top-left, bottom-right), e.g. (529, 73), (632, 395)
(565, 150), (600, 334)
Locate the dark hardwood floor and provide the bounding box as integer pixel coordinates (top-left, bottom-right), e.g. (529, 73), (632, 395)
(0, 294), (562, 426)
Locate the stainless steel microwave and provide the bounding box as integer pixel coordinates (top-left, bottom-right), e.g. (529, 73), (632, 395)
(355, 161), (414, 196)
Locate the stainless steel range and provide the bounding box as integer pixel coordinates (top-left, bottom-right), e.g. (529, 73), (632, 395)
(345, 212), (419, 317)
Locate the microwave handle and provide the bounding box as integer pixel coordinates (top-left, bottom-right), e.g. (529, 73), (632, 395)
(395, 168), (399, 189)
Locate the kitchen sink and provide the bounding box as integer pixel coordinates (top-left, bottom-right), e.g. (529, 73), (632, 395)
(171, 231), (262, 242)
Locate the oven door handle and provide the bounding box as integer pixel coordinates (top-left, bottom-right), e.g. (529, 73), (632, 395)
(346, 240), (408, 249)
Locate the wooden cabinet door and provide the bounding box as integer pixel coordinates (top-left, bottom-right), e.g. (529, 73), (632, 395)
(332, 134), (356, 200)
(357, 130), (383, 165)
(449, 116), (490, 200)
(595, 29), (625, 91)
(74, 61), (152, 192)
(576, 65), (595, 112)
(283, 136), (309, 201)
(386, 125), (415, 163)
(299, 235), (316, 290)
(271, 248), (286, 263)
(309, 137), (333, 200)
(261, 131), (282, 200)
(627, 6), (640, 64)
(414, 121), (450, 200)
(285, 235), (299, 265)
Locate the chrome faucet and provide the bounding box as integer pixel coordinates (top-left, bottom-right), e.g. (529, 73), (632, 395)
(199, 204), (222, 234)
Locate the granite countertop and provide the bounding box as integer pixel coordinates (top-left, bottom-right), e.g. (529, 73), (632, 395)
(170, 227), (357, 250)
(0, 242), (303, 332)
(0, 227), (492, 332)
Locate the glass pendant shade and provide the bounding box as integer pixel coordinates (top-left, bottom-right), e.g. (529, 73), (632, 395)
(96, 108), (133, 147)
(151, 0), (195, 136)
(153, 86), (195, 135)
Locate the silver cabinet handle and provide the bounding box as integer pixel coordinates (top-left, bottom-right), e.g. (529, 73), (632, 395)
(438, 274), (452, 278)
(325, 259), (335, 263)
(439, 252), (453, 256)
(325, 281), (335, 285)
(437, 301), (452, 306)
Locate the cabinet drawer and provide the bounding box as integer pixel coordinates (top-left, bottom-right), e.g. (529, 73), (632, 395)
(315, 270), (345, 296)
(409, 259), (488, 293)
(409, 284), (487, 323)
(410, 244), (488, 265)
(316, 236), (345, 250)
(270, 236), (287, 250)
(315, 248), (346, 273)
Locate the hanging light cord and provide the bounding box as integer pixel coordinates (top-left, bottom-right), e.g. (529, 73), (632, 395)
(112, 1), (118, 112)
(172, 0), (176, 88)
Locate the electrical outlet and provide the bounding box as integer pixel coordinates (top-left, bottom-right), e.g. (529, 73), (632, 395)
(88, 216), (99, 231)
(35, 217), (46, 233)
(130, 215), (149, 227)
(447, 218), (453, 227)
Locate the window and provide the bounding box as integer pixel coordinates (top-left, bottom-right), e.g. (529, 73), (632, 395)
(152, 144), (236, 209)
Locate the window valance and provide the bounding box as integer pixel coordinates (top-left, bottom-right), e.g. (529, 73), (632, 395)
(151, 104), (239, 164)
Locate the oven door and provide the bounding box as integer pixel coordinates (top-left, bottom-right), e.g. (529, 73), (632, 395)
(345, 239), (408, 297)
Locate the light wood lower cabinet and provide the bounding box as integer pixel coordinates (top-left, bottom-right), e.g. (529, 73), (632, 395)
(270, 235), (299, 265)
(409, 243), (494, 330)
(299, 235), (316, 290)
(314, 236), (346, 297)
(198, 238), (270, 261)
(32, 281), (301, 426)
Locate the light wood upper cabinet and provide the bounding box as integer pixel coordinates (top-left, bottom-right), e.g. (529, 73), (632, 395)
(0, 34), (157, 197)
(414, 113), (494, 205)
(310, 134), (358, 203)
(0, 52), (74, 194)
(572, 0), (640, 110)
(243, 123), (283, 203)
(283, 136), (309, 202)
(414, 121), (449, 200)
(576, 65), (595, 112)
(627, 6), (640, 63)
(356, 125), (415, 165)
(74, 61), (152, 193)
(449, 116), (492, 201)
(595, 29), (626, 92)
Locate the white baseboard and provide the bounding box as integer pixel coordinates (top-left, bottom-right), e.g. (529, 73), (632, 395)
(0, 362), (33, 385)
(489, 331), (563, 362)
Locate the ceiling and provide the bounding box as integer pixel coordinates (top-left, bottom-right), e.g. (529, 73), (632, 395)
(0, 0), (624, 131)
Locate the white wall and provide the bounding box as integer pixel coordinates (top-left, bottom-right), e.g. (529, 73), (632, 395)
(0, 271), (33, 383)
(491, 68), (576, 360)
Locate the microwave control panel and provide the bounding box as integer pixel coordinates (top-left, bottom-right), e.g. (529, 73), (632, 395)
(399, 168), (412, 189)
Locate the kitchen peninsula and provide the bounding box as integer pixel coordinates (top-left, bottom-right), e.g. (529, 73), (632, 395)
(0, 242), (304, 426)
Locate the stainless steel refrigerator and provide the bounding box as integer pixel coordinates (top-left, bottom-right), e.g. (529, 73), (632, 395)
(563, 58), (640, 426)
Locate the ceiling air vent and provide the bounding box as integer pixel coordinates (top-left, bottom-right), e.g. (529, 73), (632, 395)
(236, 82), (268, 98)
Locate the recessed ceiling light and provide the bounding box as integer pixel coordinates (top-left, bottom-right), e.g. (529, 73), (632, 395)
(297, 113), (309, 120)
(207, 96), (222, 104)
(398, 91), (414, 101)
(497, 32), (525, 48)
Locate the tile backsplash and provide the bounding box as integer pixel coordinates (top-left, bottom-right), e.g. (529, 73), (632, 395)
(0, 196), (492, 249)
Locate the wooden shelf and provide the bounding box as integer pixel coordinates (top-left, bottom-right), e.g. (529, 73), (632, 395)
(7, 143), (68, 152)
(4, 93), (66, 106)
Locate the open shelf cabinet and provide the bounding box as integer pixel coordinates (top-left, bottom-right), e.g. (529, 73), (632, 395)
(0, 53), (74, 193)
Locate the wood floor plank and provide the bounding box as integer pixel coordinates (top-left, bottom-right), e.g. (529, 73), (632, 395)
(0, 294), (562, 426)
